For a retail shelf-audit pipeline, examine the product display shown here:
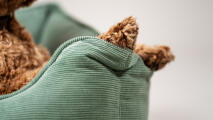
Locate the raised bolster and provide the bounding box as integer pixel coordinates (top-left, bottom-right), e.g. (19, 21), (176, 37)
(0, 36), (152, 120)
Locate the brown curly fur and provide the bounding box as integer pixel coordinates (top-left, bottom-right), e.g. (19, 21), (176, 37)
(0, 0), (50, 95)
(0, 0), (36, 16)
(99, 16), (175, 71)
(134, 44), (175, 71)
(98, 16), (139, 49)
(0, 1), (174, 95)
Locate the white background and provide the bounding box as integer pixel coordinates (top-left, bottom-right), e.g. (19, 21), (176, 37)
(36, 0), (213, 120)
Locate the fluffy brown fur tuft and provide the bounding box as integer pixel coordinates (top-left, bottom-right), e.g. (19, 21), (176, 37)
(0, 0), (50, 95)
(0, 0), (36, 16)
(134, 44), (175, 71)
(99, 16), (175, 71)
(0, 2), (174, 95)
(98, 16), (139, 50)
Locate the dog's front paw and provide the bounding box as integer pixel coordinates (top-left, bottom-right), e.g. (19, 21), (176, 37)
(134, 44), (175, 71)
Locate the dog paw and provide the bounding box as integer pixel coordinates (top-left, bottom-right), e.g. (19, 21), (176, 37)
(134, 44), (175, 71)
(98, 16), (139, 50)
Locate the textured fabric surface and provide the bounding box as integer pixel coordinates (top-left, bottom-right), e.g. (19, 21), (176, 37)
(16, 3), (98, 54)
(0, 36), (152, 120)
(0, 4), (152, 120)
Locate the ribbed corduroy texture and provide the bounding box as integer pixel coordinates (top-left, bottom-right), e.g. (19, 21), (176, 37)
(0, 36), (152, 120)
(16, 4), (99, 54)
(0, 4), (152, 120)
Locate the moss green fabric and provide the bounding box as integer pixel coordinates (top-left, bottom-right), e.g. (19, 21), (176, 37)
(0, 4), (153, 120)
(0, 36), (152, 120)
(16, 4), (98, 54)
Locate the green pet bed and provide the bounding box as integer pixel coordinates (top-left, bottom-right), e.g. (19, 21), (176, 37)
(0, 4), (152, 120)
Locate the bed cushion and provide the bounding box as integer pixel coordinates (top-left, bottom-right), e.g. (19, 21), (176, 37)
(0, 4), (152, 120)
(16, 3), (98, 54)
(0, 36), (152, 120)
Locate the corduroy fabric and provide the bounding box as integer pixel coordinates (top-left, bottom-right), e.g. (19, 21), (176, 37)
(0, 3), (152, 120)
(0, 36), (152, 120)
(16, 4), (99, 54)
